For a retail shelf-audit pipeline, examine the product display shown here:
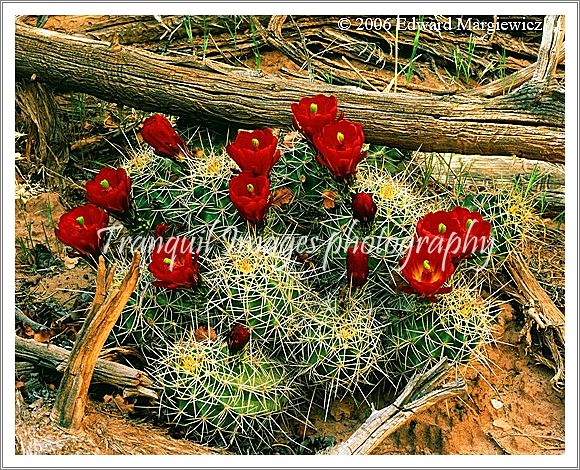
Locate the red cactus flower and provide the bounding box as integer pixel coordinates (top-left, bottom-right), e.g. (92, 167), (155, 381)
(226, 128), (281, 177)
(416, 207), (492, 261)
(400, 238), (455, 299)
(55, 204), (109, 256)
(346, 242), (369, 288)
(291, 94), (339, 141)
(148, 237), (200, 289)
(450, 206), (492, 258)
(352, 192), (377, 224)
(228, 171), (271, 224)
(313, 119), (366, 179)
(227, 323), (250, 354)
(85, 167), (131, 214)
(416, 209), (463, 258)
(140, 114), (187, 161)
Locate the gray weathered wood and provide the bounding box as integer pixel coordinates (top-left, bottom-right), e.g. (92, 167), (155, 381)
(415, 152), (565, 212)
(15, 23), (563, 162)
(326, 359), (465, 455)
(15, 335), (158, 400)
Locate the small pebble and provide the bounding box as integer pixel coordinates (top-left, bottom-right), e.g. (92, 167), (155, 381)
(491, 399), (504, 410)
(492, 419), (510, 431)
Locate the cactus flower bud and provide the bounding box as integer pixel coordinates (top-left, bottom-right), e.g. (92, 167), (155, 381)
(346, 242), (369, 288)
(227, 323), (250, 353)
(352, 192), (377, 224)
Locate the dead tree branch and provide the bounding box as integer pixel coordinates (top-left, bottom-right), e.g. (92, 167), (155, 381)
(506, 253), (565, 393)
(327, 359), (466, 455)
(15, 336), (157, 400)
(15, 23), (563, 162)
(50, 253), (141, 431)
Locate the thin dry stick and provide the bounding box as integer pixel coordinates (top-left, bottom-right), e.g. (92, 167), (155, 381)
(15, 306), (48, 333)
(51, 252), (141, 431)
(393, 15), (399, 93)
(341, 56), (379, 92)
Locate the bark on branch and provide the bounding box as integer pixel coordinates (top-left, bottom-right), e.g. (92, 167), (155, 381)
(15, 336), (157, 400)
(15, 23), (563, 162)
(326, 359), (465, 455)
(51, 252), (141, 431)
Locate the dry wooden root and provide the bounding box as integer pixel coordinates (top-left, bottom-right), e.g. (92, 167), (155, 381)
(506, 253), (565, 393)
(15, 336), (157, 400)
(50, 252), (141, 431)
(326, 359), (466, 455)
(31, 15), (548, 95)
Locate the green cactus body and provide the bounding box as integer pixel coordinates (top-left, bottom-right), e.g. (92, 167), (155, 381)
(268, 138), (344, 236)
(204, 236), (315, 353)
(383, 284), (495, 379)
(287, 290), (388, 405)
(460, 190), (543, 269)
(150, 331), (299, 451)
(122, 149), (189, 234)
(124, 144), (242, 249)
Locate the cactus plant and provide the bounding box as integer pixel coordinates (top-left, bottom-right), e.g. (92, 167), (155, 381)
(203, 234), (317, 355)
(382, 278), (496, 381)
(149, 329), (300, 452)
(83, 97), (504, 452)
(286, 288), (388, 410)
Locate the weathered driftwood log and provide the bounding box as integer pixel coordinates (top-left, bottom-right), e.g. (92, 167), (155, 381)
(415, 152), (565, 213)
(327, 359), (465, 455)
(15, 336), (157, 400)
(51, 253), (141, 430)
(15, 23), (563, 162)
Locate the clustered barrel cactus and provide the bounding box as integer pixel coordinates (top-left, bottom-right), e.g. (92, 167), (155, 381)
(55, 97), (530, 453)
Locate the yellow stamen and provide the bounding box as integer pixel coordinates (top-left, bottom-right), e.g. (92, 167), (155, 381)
(246, 183), (255, 193)
(423, 260), (431, 270)
(251, 138), (260, 149)
(309, 103), (318, 113)
(466, 219), (473, 228)
(100, 179), (110, 189)
(163, 257), (172, 265)
(336, 132), (345, 144)
(438, 223), (446, 234)
(76, 216), (85, 225)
